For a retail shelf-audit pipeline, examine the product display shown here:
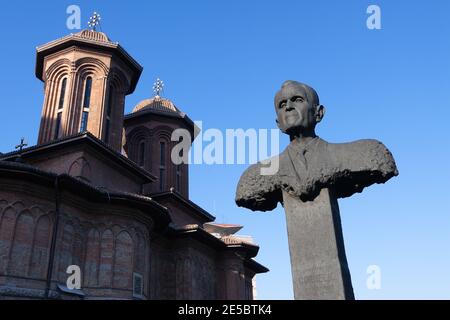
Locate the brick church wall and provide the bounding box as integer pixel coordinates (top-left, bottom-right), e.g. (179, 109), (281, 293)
(0, 177), (153, 300)
(0, 183), (55, 295)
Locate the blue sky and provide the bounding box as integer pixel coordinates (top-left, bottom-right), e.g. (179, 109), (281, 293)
(1, 0), (450, 299)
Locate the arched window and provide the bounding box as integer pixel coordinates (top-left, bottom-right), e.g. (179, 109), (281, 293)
(80, 76), (92, 132)
(58, 78), (67, 110)
(54, 77), (67, 139)
(138, 141), (145, 167)
(54, 113), (62, 139)
(176, 149), (183, 191)
(159, 142), (166, 191)
(176, 165), (181, 191)
(104, 86), (114, 144)
(83, 76), (92, 108)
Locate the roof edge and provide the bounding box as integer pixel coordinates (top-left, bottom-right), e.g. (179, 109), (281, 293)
(170, 224), (260, 258)
(151, 190), (216, 222)
(0, 132), (156, 183)
(0, 160), (171, 231)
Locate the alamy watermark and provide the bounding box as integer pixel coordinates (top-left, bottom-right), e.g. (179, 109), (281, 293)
(66, 265), (82, 290)
(366, 265), (381, 290)
(171, 121), (280, 175)
(66, 5), (81, 30)
(367, 5), (382, 30)
(67, 5), (382, 32)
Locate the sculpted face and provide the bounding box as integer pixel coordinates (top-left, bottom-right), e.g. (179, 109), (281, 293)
(275, 81), (324, 137)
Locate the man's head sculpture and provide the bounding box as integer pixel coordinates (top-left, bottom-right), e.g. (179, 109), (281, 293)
(235, 80), (398, 300)
(274, 81), (325, 139)
(236, 80), (398, 211)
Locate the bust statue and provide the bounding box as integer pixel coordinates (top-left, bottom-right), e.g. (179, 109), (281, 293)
(235, 80), (398, 299)
(236, 80), (398, 211)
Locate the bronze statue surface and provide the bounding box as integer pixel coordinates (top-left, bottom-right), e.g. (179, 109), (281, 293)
(236, 80), (398, 211)
(235, 80), (398, 300)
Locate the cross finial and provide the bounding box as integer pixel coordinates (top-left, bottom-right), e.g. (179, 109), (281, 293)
(153, 78), (164, 97)
(15, 137), (28, 152)
(88, 12), (102, 31)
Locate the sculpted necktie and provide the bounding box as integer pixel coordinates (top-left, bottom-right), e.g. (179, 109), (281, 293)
(289, 138), (318, 175)
(287, 146), (307, 182)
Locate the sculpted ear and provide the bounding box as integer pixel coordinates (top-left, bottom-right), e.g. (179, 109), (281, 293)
(276, 118), (283, 131)
(276, 118), (289, 135)
(316, 105), (325, 123)
(276, 118), (287, 133)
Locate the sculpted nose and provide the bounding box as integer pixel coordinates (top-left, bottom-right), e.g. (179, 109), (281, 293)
(286, 101), (294, 111)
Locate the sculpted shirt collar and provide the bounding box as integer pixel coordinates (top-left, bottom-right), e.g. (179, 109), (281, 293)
(286, 136), (321, 172)
(289, 136), (321, 155)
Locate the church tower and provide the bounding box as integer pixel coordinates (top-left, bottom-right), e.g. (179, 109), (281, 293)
(35, 22), (142, 152)
(124, 79), (196, 198)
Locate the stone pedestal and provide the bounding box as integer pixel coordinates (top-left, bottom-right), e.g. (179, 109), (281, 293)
(282, 188), (355, 300)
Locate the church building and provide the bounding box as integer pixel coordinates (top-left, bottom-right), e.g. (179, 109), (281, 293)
(0, 25), (267, 299)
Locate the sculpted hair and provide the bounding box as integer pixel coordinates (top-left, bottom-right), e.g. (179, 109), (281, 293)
(275, 80), (320, 107)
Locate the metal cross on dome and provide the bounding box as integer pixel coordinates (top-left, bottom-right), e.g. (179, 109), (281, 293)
(88, 12), (101, 31)
(15, 137), (27, 152)
(153, 78), (165, 97)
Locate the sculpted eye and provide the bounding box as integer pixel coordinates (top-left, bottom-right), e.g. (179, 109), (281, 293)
(279, 101), (287, 109)
(294, 97), (304, 102)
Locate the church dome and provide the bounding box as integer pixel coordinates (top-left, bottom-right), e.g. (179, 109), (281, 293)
(132, 96), (182, 115)
(74, 29), (111, 43)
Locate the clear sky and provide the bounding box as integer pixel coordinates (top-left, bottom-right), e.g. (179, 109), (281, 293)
(1, 0), (449, 299)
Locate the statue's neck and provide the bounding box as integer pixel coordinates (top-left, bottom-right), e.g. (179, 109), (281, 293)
(290, 130), (318, 148)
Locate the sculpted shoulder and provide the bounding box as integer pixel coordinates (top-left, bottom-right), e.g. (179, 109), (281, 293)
(327, 139), (398, 174)
(235, 79), (399, 216)
(235, 156), (283, 212)
(325, 139), (399, 198)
